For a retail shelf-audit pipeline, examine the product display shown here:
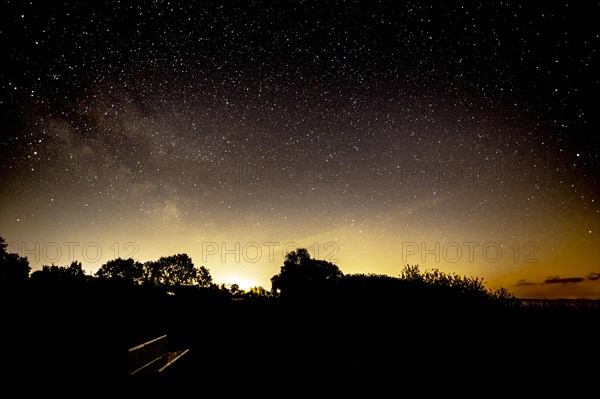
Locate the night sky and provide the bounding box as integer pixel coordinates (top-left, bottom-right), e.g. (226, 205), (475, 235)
(1, 1), (598, 298)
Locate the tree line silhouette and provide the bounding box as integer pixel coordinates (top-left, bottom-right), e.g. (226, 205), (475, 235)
(2, 237), (519, 306)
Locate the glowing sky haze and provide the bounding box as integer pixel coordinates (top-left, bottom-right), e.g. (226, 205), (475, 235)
(1, 1), (598, 297)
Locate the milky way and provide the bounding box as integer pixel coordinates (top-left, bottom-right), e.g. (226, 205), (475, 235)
(1, 1), (598, 297)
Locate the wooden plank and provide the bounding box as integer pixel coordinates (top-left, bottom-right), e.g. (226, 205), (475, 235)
(128, 335), (169, 375)
(128, 335), (189, 376)
(158, 349), (190, 373)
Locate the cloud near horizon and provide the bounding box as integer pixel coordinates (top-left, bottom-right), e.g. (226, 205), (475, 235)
(587, 273), (600, 281)
(516, 279), (537, 287)
(544, 276), (585, 284)
(516, 272), (600, 286)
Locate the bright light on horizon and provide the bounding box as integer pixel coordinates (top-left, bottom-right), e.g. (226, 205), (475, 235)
(220, 275), (259, 291)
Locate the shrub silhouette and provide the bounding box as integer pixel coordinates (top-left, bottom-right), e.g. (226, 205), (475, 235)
(399, 264), (519, 307)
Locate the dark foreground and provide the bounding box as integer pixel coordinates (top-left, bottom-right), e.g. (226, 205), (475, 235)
(3, 285), (598, 398)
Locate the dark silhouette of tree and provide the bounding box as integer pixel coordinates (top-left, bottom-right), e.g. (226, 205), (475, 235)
(30, 261), (86, 284)
(142, 260), (161, 286)
(141, 254), (197, 287)
(197, 265), (213, 288)
(230, 283), (240, 295)
(160, 254), (196, 286)
(248, 286), (268, 296)
(96, 257), (143, 285)
(0, 236), (30, 285)
(271, 248), (343, 298)
(216, 283), (230, 293)
(66, 261), (86, 279)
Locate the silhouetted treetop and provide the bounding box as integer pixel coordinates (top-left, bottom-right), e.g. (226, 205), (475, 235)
(197, 265), (213, 288)
(97, 258), (143, 284)
(271, 248), (343, 298)
(140, 253), (211, 288)
(30, 261), (87, 285)
(0, 236), (30, 285)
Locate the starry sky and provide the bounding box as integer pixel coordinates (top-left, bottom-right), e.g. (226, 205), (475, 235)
(1, 1), (598, 298)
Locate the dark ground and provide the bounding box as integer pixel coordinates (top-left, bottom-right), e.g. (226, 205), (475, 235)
(2, 285), (598, 398)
